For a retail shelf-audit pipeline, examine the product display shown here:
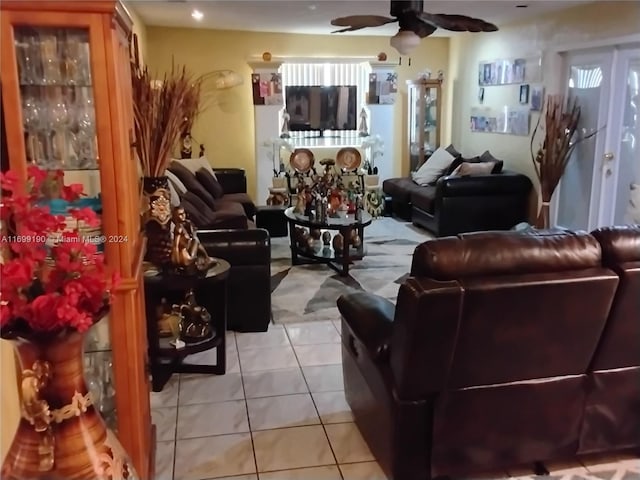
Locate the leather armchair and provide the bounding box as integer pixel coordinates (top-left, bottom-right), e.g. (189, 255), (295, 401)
(337, 229), (623, 479)
(198, 228), (271, 332)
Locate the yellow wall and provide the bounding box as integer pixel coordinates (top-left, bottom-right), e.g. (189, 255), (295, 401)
(449, 1), (640, 220)
(145, 27), (450, 199)
(126, 1), (147, 63)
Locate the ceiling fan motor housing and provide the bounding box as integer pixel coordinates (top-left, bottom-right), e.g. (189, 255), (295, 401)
(390, 0), (424, 17)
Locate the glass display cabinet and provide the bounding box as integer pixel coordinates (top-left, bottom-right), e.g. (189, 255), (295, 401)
(407, 77), (442, 173)
(0, 1), (152, 477)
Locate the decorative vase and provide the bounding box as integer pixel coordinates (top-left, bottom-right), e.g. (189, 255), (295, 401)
(535, 201), (551, 229)
(1, 329), (137, 479)
(332, 233), (344, 254)
(143, 176), (173, 266)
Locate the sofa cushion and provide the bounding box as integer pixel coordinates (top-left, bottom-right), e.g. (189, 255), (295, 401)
(383, 177), (424, 203)
(208, 200), (249, 229)
(451, 161), (496, 177)
(173, 156), (217, 179)
(180, 191), (216, 228)
(411, 186), (437, 214)
(223, 192), (257, 219)
(169, 161), (217, 210)
(412, 147), (456, 186)
(165, 170), (187, 194)
(479, 151), (505, 174)
(196, 168), (224, 199)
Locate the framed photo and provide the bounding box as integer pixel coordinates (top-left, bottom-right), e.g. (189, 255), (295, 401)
(478, 87), (485, 103)
(519, 84), (530, 104)
(530, 85), (544, 111)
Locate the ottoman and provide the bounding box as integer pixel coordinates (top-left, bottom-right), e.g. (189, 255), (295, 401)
(255, 205), (288, 237)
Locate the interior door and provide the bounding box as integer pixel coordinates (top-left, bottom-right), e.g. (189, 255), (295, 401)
(555, 50), (612, 230)
(601, 48), (640, 225)
(555, 46), (640, 230)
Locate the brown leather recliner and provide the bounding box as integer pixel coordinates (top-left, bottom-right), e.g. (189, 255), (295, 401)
(579, 225), (640, 454)
(337, 230), (621, 480)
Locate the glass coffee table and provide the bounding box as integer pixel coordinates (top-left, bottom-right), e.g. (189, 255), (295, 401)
(284, 207), (372, 276)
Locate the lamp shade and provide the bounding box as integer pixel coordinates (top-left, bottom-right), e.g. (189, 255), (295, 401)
(390, 30), (420, 56)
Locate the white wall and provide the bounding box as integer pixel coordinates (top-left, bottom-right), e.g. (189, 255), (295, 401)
(449, 1), (640, 220)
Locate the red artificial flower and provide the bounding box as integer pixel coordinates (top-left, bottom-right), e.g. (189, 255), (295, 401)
(1, 166), (115, 335)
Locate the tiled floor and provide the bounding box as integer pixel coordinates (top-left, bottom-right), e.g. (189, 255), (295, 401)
(151, 319), (640, 480)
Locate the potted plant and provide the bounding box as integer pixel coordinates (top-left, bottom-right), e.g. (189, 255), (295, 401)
(0, 166), (135, 479)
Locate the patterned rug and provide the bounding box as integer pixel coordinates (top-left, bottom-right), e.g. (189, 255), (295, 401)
(270, 217), (433, 324)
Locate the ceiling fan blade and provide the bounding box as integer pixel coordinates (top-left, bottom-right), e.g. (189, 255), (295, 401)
(331, 15), (397, 29)
(418, 12), (498, 33)
(331, 26), (370, 33)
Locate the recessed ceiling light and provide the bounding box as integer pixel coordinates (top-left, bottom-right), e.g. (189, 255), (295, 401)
(308, 4), (317, 10)
(191, 9), (204, 21)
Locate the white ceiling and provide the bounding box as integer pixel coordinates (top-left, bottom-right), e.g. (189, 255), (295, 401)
(130, 0), (591, 37)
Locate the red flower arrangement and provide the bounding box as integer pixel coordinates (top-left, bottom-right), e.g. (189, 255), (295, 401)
(0, 166), (118, 336)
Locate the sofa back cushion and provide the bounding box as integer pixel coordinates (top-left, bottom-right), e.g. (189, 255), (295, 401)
(590, 225), (640, 370)
(411, 147), (455, 186)
(196, 168), (224, 199)
(390, 230), (619, 399)
(169, 161), (217, 210)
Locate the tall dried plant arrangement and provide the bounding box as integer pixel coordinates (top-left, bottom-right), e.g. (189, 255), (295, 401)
(130, 35), (203, 177)
(530, 94), (599, 228)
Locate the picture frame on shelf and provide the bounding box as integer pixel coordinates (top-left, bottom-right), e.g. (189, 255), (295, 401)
(519, 84), (530, 105)
(530, 85), (544, 111)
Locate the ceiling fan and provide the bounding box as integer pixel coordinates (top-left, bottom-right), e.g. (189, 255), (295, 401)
(331, 0), (498, 55)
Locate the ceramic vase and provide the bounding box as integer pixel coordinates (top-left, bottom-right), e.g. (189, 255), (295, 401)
(143, 176), (173, 266)
(332, 233), (344, 254)
(1, 329), (138, 480)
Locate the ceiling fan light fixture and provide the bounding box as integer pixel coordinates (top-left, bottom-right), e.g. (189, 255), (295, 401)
(191, 9), (204, 21)
(390, 30), (420, 55)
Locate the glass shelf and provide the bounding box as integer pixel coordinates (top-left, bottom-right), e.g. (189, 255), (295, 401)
(20, 82), (93, 87)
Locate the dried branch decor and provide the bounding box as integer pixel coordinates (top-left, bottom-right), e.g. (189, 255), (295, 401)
(530, 94), (600, 228)
(130, 35), (204, 177)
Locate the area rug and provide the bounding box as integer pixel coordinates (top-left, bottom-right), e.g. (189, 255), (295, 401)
(270, 217), (433, 324)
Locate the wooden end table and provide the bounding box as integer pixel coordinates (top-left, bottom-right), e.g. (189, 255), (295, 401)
(143, 259), (230, 392)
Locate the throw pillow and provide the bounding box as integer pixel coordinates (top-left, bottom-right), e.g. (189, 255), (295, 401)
(451, 161), (496, 177)
(479, 151), (505, 174)
(165, 170), (187, 194)
(445, 144), (462, 158)
(196, 168), (224, 199)
(174, 156), (217, 179)
(179, 192), (212, 228)
(411, 147), (455, 186)
(167, 180), (180, 207)
(168, 161), (217, 210)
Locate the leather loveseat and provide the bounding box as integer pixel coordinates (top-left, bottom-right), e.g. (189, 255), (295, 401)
(336, 226), (639, 479)
(198, 228), (271, 332)
(383, 165), (532, 236)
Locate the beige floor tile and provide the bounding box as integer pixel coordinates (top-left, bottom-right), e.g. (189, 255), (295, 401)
(177, 400), (249, 439)
(286, 322), (341, 345)
(155, 440), (175, 479)
(294, 344), (342, 367)
(247, 393), (320, 431)
(242, 368), (308, 399)
(179, 373), (244, 405)
(544, 458), (589, 476)
(332, 320), (342, 335)
(252, 425), (335, 472)
(236, 325), (290, 350)
(150, 375), (179, 408)
(239, 345), (298, 372)
(312, 391), (354, 424)
(174, 433), (255, 480)
(212, 476), (257, 480)
(183, 345), (240, 374)
(259, 465), (342, 480)
(339, 461), (388, 480)
(456, 468), (510, 479)
(325, 423), (374, 464)
(302, 365), (344, 393)
(580, 451), (640, 472)
(151, 406), (177, 442)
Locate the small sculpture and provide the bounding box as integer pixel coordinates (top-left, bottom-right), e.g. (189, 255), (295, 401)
(332, 233), (344, 253)
(170, 206), (216, 273)
(358, 108), (369, 137)
(175, 290), (214, 343)
(322, 231), (331, 245)
(280, 109), (291, 138)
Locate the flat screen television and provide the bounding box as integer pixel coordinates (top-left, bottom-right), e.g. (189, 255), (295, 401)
(285, 85), (358, 135)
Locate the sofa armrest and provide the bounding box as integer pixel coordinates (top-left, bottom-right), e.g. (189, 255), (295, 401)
(214, 168), (247, 194)
(198, 228), (270, 266)
(337, 292), (395, 360)
(436, 171), (532, 198)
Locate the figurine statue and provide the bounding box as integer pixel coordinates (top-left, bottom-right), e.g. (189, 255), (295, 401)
(280, 109), (291, 138)
(180, 132), (192, 159)
(170, 206), (216, 272)
(358, 108), (369, 137)
(175, 290), (214, 343)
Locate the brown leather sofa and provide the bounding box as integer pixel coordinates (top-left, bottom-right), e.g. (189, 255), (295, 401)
(337, 226), (639, 480)
(198, 228), (271, 332)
